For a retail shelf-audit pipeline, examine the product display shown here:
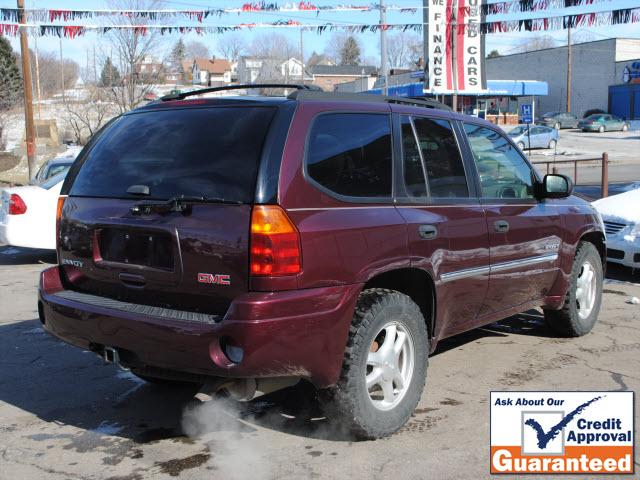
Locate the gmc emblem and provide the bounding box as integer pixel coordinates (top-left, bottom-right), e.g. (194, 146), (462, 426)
(198, 273), (231, 285)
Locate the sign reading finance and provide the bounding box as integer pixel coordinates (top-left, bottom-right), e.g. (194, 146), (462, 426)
(427, 0), (484, 94)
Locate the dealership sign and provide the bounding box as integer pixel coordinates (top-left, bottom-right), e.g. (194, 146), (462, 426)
(490, 391), (634, 474)
(622, 62), (640, 83)
(427, 0), (484, 93)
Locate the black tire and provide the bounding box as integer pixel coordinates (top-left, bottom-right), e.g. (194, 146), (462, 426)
(622, 124), (629, 132)
(548, 139), (557, 149)
(517, 141), (525, 150)
(325, 288), (428, 439)
(554, 122), (561, 130)
(544, 242), (603, 337)
(598, 125), (605, 133)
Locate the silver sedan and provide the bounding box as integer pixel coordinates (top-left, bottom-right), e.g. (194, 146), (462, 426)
(508, 125), (559, 150)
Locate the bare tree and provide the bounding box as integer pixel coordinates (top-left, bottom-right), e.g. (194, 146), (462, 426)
(248, 33), (295, 61)
(64, 87), (118, 144)
(217, 34), (246, 62)
(386, 33), (422, 68)
(31, 50), (79, 95)
(185, 40), (210, 59)
(103, 0), (165, 113)
(515, 35), (558, 53)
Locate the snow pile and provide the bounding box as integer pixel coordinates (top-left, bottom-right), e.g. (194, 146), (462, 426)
(592, 188), (640, 224)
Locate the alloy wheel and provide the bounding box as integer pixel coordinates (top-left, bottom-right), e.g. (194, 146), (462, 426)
(366, 321), (415, 411)
(575, 260), (597, 320)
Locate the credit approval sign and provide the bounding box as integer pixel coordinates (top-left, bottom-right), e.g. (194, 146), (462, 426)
(490, 391), (634, 474)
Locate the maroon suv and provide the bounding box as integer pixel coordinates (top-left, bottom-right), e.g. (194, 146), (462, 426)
(39, 86), (605, 439)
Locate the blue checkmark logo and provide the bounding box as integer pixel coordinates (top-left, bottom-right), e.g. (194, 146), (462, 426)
(524, 396), (603, 449)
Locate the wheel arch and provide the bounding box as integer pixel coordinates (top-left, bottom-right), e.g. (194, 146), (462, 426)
(362, 268), (436, 339)
(579, 230), (606, 270)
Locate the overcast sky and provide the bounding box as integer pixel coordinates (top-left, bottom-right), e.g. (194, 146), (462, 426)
(5, 0), (640, 72)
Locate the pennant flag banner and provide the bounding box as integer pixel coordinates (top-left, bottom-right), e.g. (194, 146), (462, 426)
(0, 7), (639, 38)
(0, 0), (618, 23)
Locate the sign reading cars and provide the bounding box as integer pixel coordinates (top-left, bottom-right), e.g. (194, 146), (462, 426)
(490, 391), (634, 474)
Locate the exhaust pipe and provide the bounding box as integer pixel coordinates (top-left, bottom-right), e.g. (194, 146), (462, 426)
(199, 377), (300, 401)
(103, 346), (130, 372)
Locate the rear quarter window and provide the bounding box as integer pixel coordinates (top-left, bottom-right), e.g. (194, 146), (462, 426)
(305, 113), (392, 199)
(68, 107), (276, 203)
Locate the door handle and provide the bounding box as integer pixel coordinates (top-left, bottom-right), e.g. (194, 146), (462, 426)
(418, 224), (438, 240)
(494, 220), (510, 233)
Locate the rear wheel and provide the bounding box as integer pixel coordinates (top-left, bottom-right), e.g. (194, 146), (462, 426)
(544, 242), (603, 337)
(325, 289), (428, 439)
(622, 124), (629, 132)
(554, 122), (561, 130)
(517, 141), (525, 150)
(598, 125), (605, 133)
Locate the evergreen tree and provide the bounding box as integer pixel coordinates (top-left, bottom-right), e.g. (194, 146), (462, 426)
(99, 57), (121, 87)
(340, 36), (361, 66)
(0, 36), (22, 110)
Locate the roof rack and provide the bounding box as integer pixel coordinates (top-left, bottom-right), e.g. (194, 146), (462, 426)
(287, 90), (452, 111)
(160, 83), (322, 101)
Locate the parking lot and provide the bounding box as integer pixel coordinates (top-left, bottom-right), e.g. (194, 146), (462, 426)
(0, 245), (638, 479)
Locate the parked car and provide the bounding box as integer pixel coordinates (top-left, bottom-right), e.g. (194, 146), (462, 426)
(38, 86), (605, 439)
(592, 188), (640, 271)
(0, 171), (67, 249)
(582, 108), (606, 118)
(508, 125), (559, 150)
(538, 112), (579, 129)
(31, 156), (75, 185)
(578, 114), (630, 133)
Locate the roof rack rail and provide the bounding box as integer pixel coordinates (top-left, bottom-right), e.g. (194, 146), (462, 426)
(287, 90), (452, 111)
(160, 83), (322, 101)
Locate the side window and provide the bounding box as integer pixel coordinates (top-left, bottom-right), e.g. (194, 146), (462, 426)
(463, 123), (535, 199)
(306, 113), (392, 198)
(413, 117), (469, 198)
(400, 116), (427, 198)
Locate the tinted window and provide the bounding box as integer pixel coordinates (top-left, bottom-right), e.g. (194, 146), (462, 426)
(69, 107), (276, 203)
(306, 113), (392, 198)
(401, 117), (427, 198)
(463, 123), (535, 199)
(413, 117), (468, 198)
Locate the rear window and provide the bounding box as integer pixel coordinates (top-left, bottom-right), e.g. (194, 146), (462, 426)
(69, 107), (276, 203)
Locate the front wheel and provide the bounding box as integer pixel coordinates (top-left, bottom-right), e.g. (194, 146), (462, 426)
(554, 122), (561, 130)
(598, 125), (605, 133)
(517, 141), (525, 150)
(548, 139), (557, 149)
(544, 242), (603, 337)
(325, 289), (428, 439)
(622, 124), (629, 132)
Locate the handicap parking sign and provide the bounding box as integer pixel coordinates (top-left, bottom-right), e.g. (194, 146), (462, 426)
(521, 104), (533, 124)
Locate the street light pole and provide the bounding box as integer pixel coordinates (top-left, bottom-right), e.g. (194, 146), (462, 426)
(380, 0), (388, 95)
(17, 0), (36, 180)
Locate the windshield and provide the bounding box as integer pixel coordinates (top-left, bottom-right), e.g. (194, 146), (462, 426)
(69, 107), (276, 203)
(542, 112), (558, 117)
(508, 127), (527, 136)
(41, 170), (67, 190)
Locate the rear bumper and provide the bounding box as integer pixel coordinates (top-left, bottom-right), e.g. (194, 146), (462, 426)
(39, 266), (362, 388)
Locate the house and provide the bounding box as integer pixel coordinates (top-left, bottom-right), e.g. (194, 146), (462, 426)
(192, 58), (233, 86)
(134, 55), (164, 83)
(310, 65), (378, 91)
(237, 57), (265, 84)
(165, 61), (192, 84)
(280, 58), (313, 83)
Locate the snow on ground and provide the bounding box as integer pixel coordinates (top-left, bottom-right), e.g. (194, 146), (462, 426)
(592, 187), (640, 224)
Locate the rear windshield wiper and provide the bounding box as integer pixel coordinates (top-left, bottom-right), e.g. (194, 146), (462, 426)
(130, 195), (242, 215)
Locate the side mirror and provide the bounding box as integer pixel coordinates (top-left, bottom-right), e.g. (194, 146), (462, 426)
(542, 174), (573, 198)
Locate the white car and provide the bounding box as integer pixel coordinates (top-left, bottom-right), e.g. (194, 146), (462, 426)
(592, 188), (640, 270)
(0, 171), (66, 250)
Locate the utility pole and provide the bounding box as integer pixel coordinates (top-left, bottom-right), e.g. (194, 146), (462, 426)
(17, 0), (36, 180)
(380, 0), (388, 95)
(33, 32), (42, 120)
(566, 25), (572, 113)
(299, 28), (304, 83)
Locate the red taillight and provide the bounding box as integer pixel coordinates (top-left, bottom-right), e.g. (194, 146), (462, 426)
(55, 196), (66, 244)
(250, 205), (301, 276)
(8, 193), (27, 215)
